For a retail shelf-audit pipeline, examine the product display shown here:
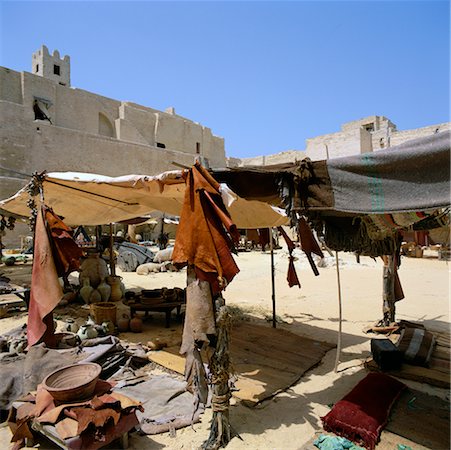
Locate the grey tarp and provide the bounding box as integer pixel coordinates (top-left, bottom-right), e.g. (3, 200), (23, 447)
(327, 130), (450, 214)
(213, 130), (450, 215)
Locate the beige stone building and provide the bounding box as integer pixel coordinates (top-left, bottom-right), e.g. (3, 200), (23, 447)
(232, 116), (450, 167)
(0, 45), (226, 202)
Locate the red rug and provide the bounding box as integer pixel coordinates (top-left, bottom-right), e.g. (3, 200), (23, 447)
(321, 372), (406, 449)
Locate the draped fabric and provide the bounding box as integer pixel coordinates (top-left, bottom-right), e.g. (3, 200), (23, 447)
(27, 206), (82, 348)
(27, 208), (63, 348)
(172, 163), (240, 294)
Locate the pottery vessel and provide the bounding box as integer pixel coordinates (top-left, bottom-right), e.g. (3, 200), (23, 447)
(97, 278), (111, 302)
(117, 314), (130, 332)
(9, 338), (26, 354)
(79, 279), (94, 304)
(77, 324), (98, 340)
(89, 289), (102, 304)
(79, 253), (109, 288)
(130, 315), (143, 333)
(101, 320), (115, 335)
(64, 318), (79, 334)
(107, 276), (123, 301)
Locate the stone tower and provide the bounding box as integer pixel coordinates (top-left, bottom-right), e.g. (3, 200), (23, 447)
(32, 45), (70, 86)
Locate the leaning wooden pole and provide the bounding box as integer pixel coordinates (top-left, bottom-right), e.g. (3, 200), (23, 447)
(334, 251), (343, 373)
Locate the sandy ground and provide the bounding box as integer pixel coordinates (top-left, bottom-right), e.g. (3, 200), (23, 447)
(0, 247), (449, 449)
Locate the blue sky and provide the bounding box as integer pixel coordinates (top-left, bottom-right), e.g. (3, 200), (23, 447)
(0, 1), (449, 158)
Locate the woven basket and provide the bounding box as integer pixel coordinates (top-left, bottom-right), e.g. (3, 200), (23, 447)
(90, 302), (117, 325)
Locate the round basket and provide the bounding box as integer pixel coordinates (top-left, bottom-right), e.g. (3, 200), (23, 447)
(90, 302), (117, 325)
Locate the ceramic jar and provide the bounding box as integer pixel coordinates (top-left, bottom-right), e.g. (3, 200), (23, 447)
(64, 318), (79, 334)
(89, 289), (102, 304)
(107, 276), (123, 301)
(77, 324), (98, 340)
(117, 314), (130, 332)
(101, 320), (115, 335)
(9, 338), (26, 354)
(97, 278), (111, 302)
(79, 253), (109, 288)
(79, 278), (94, 304)
(129, 315), (143, 333)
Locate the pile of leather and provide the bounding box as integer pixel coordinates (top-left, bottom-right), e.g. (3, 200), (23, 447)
(8, 379), (143, 449)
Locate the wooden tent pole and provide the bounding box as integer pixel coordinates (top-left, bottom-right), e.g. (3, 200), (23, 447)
(382, 255), (396, 325)
(109, 223), (116, 276)
(269, 227), (276, 328)
(334, 251), (342, 372)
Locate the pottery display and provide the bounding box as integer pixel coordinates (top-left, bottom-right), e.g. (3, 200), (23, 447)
(107, 275), (123, 301)
(79, 279), (94, 304)
(129, 315), (143, 333)
(79, 253), (109, 289)
(64, 318), (79, 334)
(117, 314), (130, 332)
(97, 278), (111, 302)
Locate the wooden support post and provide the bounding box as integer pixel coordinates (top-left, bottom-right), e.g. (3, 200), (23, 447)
(269, 227), (276, 328)
(334, 251), (343, 373)
(382, 255), (396, 325)
(109, 223), (116, 276)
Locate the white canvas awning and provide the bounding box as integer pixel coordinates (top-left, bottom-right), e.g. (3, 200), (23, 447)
(0, 170), (289, 229)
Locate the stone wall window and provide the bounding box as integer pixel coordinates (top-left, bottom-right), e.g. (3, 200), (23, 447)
(363, 123), (374, 132)
(53, 64), (60, 75)
(33, 98), (52, 124)
(35, 64), (39, 73)
(196, 142), (200, 154)
(156, 142), (166, 149)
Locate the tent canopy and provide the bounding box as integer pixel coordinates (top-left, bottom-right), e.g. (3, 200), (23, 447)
(0, 170), (289, 229)
(0, 131), (448, 231)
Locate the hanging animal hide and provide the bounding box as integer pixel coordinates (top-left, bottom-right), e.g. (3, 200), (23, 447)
(172, 162), (239, 294)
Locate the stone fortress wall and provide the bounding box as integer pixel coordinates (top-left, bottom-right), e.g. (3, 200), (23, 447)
(232, 115), (450, 167)
(0, 45), (226, 202)
(1, 45), (450, 246)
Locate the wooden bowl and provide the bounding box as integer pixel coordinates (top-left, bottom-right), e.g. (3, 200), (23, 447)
(42, 363), (102, 402)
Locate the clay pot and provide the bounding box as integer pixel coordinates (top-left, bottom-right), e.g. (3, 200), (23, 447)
(79, 253), (109, 289)
(101, 320), (115, 335)
(9, 338), (26, 354)
(89, 289), (102, 304)
(117, 314), (130, 332)
(107, 276), (123, 301)
(79, 279), (94, 304)
(97, 278), (111, 302)
(77, 324), (98, 340)
(64, 318), (79, 334)
(129, 315), (143, 333)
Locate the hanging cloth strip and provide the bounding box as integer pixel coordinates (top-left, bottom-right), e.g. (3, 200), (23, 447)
(277, 226), (301, 288)
(298, 217), (324, 276)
